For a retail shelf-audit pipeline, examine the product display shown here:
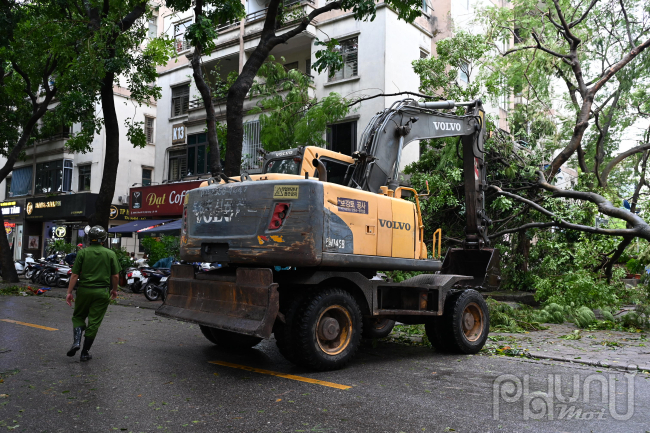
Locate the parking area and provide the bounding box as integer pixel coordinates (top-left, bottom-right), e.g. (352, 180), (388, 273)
(1, 295), (650, 432)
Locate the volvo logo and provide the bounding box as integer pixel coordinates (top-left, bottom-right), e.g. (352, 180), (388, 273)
(432, 121), (462, 131)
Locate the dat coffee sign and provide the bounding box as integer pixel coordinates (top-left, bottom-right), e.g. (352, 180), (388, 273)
(130, 181), (203, 216)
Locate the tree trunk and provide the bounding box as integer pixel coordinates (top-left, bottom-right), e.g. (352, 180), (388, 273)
(0, 211), (18, 283)
(548, 96), (593, 177)
(192, 0), (223, 178)
(89, 72), (119, 230)
(224, 42), (273, 176)
(516, 231), (530, 273)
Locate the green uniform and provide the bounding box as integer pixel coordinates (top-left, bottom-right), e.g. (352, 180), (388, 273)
(71, 245), (120, 338)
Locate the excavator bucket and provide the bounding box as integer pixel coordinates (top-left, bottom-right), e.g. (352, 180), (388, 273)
(440, 248), (501, 291)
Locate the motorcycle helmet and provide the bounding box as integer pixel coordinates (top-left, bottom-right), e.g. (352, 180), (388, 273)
(88, 226), (108, 244)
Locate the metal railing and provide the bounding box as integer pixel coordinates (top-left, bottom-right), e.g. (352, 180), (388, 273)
(36, 132), (70, 144)
(188, 73), (314, 110)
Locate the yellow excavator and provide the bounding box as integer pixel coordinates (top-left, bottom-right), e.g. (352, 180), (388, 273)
(157, 98), (500, 371)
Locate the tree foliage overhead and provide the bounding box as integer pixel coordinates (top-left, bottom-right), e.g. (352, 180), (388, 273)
(249, 57), (350, 153)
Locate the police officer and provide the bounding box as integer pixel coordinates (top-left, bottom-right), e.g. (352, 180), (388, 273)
(66, 226), (120, 361)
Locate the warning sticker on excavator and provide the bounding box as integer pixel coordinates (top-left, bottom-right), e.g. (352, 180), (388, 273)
(273, 185), (299, 199)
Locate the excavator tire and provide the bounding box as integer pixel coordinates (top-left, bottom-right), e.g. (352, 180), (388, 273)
(199, 325), (262, 349)
(362, 318), (396, 339)
(292, 288), (363, 371)
(426, 289), (489, 354)
(274, 290), (308, 365)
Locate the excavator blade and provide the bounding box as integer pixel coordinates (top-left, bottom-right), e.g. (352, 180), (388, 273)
(440, 248), (501, 291)
(156, 265), (279, 338)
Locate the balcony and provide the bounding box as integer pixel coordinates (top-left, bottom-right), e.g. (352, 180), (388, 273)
(216, 0), (314, 33)
(36, 131), (70, 144)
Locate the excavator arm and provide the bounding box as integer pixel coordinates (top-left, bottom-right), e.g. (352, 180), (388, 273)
(350, 99), (489, 249)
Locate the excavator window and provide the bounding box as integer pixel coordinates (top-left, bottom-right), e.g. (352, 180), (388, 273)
(315, 158), (352, 185)
(265, 158), (301, 175)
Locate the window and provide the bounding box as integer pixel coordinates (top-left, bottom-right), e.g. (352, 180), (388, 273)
(35, 160), (72, 194)
(316, 159), (352, 186)
(459, 61), (469, 83)
(242, 121), (262, 171)
(422, 0), (429, 14)
(171, 85), (190, 116)
(142, 168), (152, 186)
(148, 17), (158, 39)
(328, 37), (358, 82)
(306, 58), (311, 77)
(168, 150), (187, 181)
(187, 133), (210, 176)
(265, 158), (301, 175)
(326, 121), (357, 155)
(8, 166), (32, 196)
(284, 61), (299, 72)
(78, 165), (91, 192)
(514, 27), (523, 44)
(420, 50), (429, 59)
(499, 74), (509, 110)
(5, 177), (11, 198)
(174, 20), (191, 53)
(145, 117), (155, 143)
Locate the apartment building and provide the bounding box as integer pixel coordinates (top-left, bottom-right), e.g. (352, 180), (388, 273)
(152, 0), (504, 184)
(0, 86), (157, 260)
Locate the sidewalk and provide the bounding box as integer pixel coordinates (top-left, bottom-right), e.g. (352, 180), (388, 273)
(1, 277), (162, 310)
(488, 323), (650, 372)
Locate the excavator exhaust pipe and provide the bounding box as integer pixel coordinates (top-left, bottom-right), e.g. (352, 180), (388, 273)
(440, 248), (501, 291)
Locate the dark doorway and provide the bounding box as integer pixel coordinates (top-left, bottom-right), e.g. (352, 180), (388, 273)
(327, 121), (357, 155)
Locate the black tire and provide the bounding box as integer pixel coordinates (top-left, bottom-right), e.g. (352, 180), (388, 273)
(199, 325), (262, 349)
(426, 289), (489, 354)
(57, 278), (68, 288)
(293, 288), (363, 371)
(362, 318), (395, 339)
(274, 290), (308, 365)
(31, 271), (40, 284)
(44, 272), (57, 287)
(25, 269), (33, 279)
(131, 281), (142, 294)
(144, 283), (160, 301)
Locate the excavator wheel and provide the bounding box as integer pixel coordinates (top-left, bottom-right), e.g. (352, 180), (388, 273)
(425, 289), (489, 354)
(274, 290), (308, 365)
(362, 318), (395, 339)
(292, 288), (363, 371)
(199, 325), (262, 349)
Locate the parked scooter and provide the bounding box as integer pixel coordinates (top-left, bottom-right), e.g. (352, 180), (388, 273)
(142, 268), (171, 301)
(125, 268), (143, 293)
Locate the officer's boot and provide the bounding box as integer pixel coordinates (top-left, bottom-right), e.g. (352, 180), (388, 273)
(80, 337), (95, 362)
(67, 327), (83, 357)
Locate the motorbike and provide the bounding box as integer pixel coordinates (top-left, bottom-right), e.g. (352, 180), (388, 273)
(125, 268), (144, 293)
(142, 268), (171, 301)
(14, 260), (25, 275)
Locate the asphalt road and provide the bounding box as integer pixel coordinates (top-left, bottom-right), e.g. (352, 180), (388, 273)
(1, 296), (649, 433)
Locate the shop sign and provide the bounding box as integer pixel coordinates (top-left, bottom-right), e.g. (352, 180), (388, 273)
(4, 221), (15, 235)
(110, 205), (147, 221)
(54, 226), (66, 238)
(172, 123), (186, 145)
(26, 194), (98, 220)
(130, 181), (202, 216)
(0, 201), (22, 217)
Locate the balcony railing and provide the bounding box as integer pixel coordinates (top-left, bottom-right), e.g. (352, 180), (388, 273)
(36, 132), (70, 144)
(216, 0), (314, 33)
(188, 74), (314, 111)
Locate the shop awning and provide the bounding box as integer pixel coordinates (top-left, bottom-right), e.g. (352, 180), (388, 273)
(137, 219), (182, 234)
(108, 219), (173, 234)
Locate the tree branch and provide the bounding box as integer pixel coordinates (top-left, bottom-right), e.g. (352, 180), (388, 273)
(600, 143), (650, 187)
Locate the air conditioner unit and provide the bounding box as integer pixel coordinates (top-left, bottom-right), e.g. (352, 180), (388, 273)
(118, 195), (129, 204)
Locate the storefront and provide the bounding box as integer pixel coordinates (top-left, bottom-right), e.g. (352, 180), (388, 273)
(24, 194), (98, 258)
(1, 199), (25, 260)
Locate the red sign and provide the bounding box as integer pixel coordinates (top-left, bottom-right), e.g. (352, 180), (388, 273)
(4, 222), (16, 228)
(130, 181), (203, 216)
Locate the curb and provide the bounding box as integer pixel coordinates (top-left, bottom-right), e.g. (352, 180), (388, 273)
(524, 351), (650, 373)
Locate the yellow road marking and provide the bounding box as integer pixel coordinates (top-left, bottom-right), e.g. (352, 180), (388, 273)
(0, 319), (58, 331)
(209, 361), (352, 390)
